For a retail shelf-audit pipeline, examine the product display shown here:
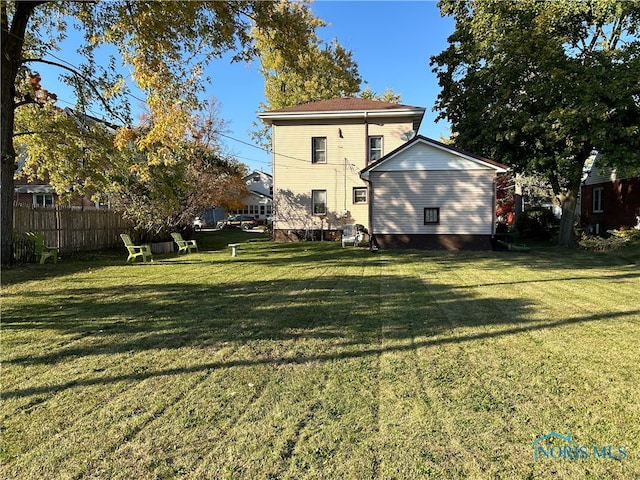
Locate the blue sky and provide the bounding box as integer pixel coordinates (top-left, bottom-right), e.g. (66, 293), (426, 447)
(36, 1), (455, 174)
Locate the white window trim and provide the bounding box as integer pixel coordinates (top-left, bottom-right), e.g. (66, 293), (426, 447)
(33, 193), (54, 207)
(368, 136), (383, 164)
(592, 187), (604, 213)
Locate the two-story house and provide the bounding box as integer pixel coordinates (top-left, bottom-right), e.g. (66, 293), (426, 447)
(260, 97), (508, 249)
(258, 97), (425, 241)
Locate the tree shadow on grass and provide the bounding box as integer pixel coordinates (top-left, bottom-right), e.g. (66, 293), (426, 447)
(4, 262), (638, 399)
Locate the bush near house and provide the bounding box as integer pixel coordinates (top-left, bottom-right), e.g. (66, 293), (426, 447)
(579, 228), (640, 251)
(515, 207), (560, 240)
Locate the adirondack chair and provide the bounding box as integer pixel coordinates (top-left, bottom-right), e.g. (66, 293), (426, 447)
(171, 232), (198, 254)
(24, 232), (58, 264)
(120, 234), (152, 263)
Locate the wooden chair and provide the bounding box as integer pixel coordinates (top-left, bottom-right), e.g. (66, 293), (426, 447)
(120, 234), (152, 263)
(24, 232), (58, 264)
(171, 232), (198, 254)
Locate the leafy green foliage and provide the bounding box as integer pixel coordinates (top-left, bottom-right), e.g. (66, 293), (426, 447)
(515, 206), (560, 240)
(431, 0), (640, 247)
(2, 0), (334, 264)
(251, 1), (362, 149)
(579, 227), (640, 251)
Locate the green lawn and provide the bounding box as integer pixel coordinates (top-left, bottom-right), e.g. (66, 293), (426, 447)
(2, 234), (639, 479)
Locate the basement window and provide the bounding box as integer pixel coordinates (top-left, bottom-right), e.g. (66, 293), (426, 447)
(424, 208), (440, 225)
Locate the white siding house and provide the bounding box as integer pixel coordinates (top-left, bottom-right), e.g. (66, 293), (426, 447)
(360, 136), (508, 249)
(258, 97), (425, 241)
(228, 171), (273, 222)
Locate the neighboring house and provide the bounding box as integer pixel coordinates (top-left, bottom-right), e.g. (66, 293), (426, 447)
(13, 108), (115, 210)
(14, 166), (110, 210)
(258, 97), (426, 240)
(360, 136), (507, 250)
(580, 159), (640, 234)
(228, 170), (273, 223)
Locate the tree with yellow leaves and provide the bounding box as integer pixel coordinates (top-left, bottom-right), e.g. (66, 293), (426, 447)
(1, 0), (326, 264)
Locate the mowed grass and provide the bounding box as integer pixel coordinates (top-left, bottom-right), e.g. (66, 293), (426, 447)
(2, 234), (639, 479)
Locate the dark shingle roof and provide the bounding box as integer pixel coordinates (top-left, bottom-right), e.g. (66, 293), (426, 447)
(265, 97), (420, 114)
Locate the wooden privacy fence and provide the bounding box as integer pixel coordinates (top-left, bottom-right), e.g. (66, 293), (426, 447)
(13, 204), (128, 253)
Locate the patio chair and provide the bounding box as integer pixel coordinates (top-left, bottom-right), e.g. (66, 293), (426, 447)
(341, 224), (360, 248)
(171, 232), (198, 254)
(24, 232), (58, 264)
(120, 234), (153, 263)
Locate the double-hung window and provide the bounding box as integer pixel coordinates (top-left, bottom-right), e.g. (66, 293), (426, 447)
(368, 136), (382, 164)
(312, 137), (327, 164)
(592, 187), (604, 213)
(353, 187), (368, 204)
(312, 190), (327, 215)
(34, 194), (54, 207)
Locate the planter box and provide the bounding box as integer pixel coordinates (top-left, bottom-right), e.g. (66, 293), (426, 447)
(151, 241), (174, 254)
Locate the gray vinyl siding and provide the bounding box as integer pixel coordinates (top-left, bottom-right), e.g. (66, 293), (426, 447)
(370, 170), (496, 235)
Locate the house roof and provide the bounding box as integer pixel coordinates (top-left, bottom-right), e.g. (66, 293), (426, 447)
(14, 184), (56, 194)
(242, 170), (272, 181)
(258, 97), (425, 127)
(360, 135), (508, 178)
(264, 97), (421, 113)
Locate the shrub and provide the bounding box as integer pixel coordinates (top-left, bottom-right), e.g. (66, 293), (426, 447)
(515, 207), (560, 240)
(579, 229), (640, 251)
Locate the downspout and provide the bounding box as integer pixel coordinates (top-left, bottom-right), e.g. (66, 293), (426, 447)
(364, 111), (369, 166)
(362, 111), (376, 249)
(492, 175), (497, 235)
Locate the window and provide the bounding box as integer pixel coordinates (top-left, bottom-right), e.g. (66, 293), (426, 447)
(368, 136), (382, 164)
(34, 194), (54, 207)
(424, 208), (440, 224)
(593, 187), (604, 213)
(353, 187), (368, 204)
(312, 137), (327, 163)
(312, 190), (327, 215)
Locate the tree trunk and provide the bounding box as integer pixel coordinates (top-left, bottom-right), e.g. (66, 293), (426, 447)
(1, 2), (43, 265)
(557, 188), (579, 248)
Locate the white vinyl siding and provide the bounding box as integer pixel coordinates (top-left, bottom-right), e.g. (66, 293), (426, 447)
(367, 142), (498, 172)
(369, 170), (496, 235)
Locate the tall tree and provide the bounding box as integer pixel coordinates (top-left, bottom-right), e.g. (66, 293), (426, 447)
(1, 0), (322, 265)
(251, 1), (361, 149)
(108, 100), (249, 239)
(431, 0), (640, 247)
